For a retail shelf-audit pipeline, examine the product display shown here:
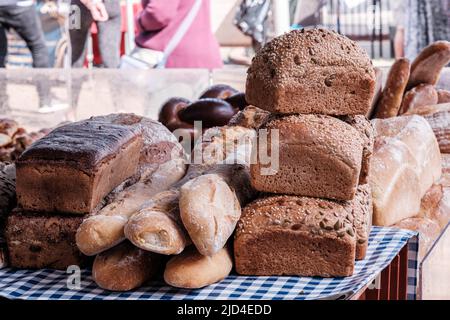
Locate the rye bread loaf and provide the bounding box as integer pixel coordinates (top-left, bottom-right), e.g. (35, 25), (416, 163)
(0, 163), (15, 268)
(234, 186), (372, 277)
(5, 209), (88, 270)
(16, 118), (143, 214)
(246, 28), (376, 115)
(250, 114), (366, 201)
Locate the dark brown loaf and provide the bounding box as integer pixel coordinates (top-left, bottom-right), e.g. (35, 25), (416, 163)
(234, 189), (373, 277)
(5, 209), (88, 270)
(399, 84), (438, 115)
(225, 92), (248, 111)
(374, 58), (410, 119)
(407, 41), (450, 89)
(246, 28), (376, 115)
(0, 164), (15, 268)
(250, 114), (365, 201)
(92, 241), (162, 291)
(16, 119), (143, 214)
(158, 97), (191, 132)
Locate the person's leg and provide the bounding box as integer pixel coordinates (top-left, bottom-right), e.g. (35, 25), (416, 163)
(8, 5), (49, 68)
(69, 0), (93, 68)
(97, 0), (121, 68)
(0, 25), (7, 68)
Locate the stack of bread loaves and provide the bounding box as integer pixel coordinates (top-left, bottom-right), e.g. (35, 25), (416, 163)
(4, 114), (187, 270)
(234, 28), (377, 277)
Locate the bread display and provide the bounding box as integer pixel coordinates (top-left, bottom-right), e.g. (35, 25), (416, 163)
(250, 114), (367, 201)
(5, 209), (88, 269)
(246, 28), (376, 115)
(370, 116), (442, 226)
(407, 41), (450, 89)
(16, 119), (143, 214)
(398, 84), (438, 115)
(180, 165), (254, 256)
(405, 103), (450, 154)
(235, 186), (372, 277)
(374, 58), (410, 118)
(394, 217), (441, 261)
(164, 246), (233, 289)
(92, 241), (162, 291)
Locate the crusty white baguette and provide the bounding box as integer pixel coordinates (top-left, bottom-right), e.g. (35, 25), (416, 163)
(92, 241), (162, 291)
(179, 165), (255, 256)
(76, 159), (186, 256)
(164, 246), (232, 289)
(374, 58), (410, 119)
(407, 41), (450, 89)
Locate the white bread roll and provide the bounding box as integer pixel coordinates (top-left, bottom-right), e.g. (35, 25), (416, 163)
(164, 246), (232, 289)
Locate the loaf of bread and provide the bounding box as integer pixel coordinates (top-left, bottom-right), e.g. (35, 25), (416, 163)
(228, 105), (272, 130)
(0, 163), (15, 268)
(16, 119), (143, 214)
(367, 67), (384, 119)
(418, 184), (450, 230)
(92, 241), (162, 291)
(405, 103), (450, 153)
(399, 84), (438, 115)
(164, 246), (232, 289)
(374, 58), (410, 119)
(246, 28), (376, 115)
(250, 114), (367, 201)
(234, 186), (372, 277)
(5, 209), (88, 269)
(370, 116), (442, 226)
(394, 217), (441, 261)
(180, 165), (255, 256)
(407, 41), (450, 89)
(76, 114), (187, 255)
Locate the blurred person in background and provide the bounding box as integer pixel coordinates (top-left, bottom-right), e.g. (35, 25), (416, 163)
(70, 0), (121, 68)
(0, 0), (49, 68)
(135, 0), (223, 68)
(393, 0), (450, 60)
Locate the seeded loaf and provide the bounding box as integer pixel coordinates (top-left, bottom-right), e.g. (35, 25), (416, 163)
(250, 114), (365, 201)
(16, 118), (143, 214)
(246, 28), (376, 115)
(234, 186), (372, 277)
(5, 209), (88, 269)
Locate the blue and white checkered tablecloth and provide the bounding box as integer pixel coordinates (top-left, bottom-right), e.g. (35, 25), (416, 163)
(0, 226), (418, 300)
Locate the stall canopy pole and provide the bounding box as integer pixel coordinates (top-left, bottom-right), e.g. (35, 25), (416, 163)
(272, 0), (291, 36)
(126, 0), (135, 54)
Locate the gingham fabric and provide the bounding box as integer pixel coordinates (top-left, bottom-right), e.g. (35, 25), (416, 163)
(0, 226), (418, 300)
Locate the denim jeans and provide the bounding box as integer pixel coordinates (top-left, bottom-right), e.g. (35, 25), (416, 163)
(70, 0), (122, 68)
(0, 4), (49, 68)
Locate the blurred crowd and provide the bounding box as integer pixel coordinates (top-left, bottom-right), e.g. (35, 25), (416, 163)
(0, 0), (449, 70)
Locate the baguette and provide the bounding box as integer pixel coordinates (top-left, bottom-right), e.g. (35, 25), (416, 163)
(92, 241), (162, 291)
(374, 58), (410, 119)
(399, 84), (438, 115)
(407, 41), (450, 89)
(125, 126), (257, 255)
(164, 246), (232, 289)
(76, 159), (186, 256)
(179, 165), (255, 256)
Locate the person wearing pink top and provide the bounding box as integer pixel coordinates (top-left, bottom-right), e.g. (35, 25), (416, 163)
(135, 0), (223, 69)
